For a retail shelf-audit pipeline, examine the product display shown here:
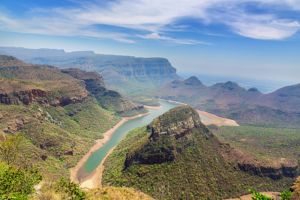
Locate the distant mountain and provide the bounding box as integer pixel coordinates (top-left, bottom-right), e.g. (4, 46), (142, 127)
(0, 47), (179, 96)
(159, 76), (300, 128)
(0, 55), (144, 180)
(103, 106), (294, 199)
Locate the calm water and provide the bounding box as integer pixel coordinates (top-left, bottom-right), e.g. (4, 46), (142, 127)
(83, 100), (178, 173)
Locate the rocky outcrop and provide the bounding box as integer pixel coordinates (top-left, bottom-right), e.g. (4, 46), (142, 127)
(125, 106), (210, 167)
(221, 145), (298, 179)
(148, 105), (209, 140)
(0, 89), (86, 106)
(3, 117), (29, 134)
(0, 89), (46, 105)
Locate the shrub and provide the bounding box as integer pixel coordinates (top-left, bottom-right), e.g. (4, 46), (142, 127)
(0, 162), (42, 200)
(56, 178), (86, 200)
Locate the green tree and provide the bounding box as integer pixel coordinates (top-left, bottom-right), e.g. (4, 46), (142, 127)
(56, 178), (86, 200)
(280, 191), (292, 200)
(0, 134), (23, 165)
(0, 162), (42, 200)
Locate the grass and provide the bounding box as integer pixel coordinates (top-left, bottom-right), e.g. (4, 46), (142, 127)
(103, 126), (293, 200)
(212, 126), (300, 162)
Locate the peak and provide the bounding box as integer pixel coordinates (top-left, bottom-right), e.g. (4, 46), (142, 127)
(184, 76), (202, 86)
(248, 87), (260, 93)
(148, 105), (203, 139)
(213, 81), (241, 91)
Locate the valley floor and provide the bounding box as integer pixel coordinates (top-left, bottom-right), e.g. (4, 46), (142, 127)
(70, 112), (150, 188)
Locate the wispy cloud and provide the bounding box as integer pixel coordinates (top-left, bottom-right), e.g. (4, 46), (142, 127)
(0, 0), (300, 43)
(138, 32), (211, 45)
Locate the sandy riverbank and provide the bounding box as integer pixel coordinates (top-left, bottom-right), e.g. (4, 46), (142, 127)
(197, 110), (239, 127)
(144, 105), (162, 110)
(70, 112), (149, 187)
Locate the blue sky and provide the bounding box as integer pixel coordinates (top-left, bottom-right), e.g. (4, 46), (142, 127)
(0, 0), (300, 84)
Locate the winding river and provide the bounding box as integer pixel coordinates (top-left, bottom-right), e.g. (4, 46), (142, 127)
(82, 100), (178, 174)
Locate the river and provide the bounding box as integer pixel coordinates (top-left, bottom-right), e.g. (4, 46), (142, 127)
(82, 100), (178, 174)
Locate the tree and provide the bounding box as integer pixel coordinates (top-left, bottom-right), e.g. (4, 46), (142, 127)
(0, 162), (42, 200)
(0, 134), (23, 165)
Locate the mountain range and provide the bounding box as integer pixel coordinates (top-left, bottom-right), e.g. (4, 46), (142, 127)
(158, 76), (300, 128)
(0, 47), (179, 97)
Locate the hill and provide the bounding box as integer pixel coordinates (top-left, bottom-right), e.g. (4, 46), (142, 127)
(0, 47), (179, 98)
(102, 106), (295, 199)
(0, 55), (144, 180)
(158, 77), (300, 128)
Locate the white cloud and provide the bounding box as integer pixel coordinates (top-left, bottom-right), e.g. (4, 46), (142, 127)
(0, 0), (300, 42)
(231, 19), (300, 40)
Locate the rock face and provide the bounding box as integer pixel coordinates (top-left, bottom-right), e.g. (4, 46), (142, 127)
(0, 89), (86, 106)
(61, 68), (145, 116)
(0, 89), (46, 105)
(125, 106), (210, 167)
(148, 105), (207, 139)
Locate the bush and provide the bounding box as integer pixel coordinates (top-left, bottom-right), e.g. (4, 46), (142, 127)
(250, 189), (273, 200)
(280, 191), (292, 200)
(56, 178), (86, 200)
(0, 162), (42, 200)
(250, 189), (292, 200)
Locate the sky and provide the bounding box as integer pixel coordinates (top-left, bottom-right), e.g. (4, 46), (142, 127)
(0, 0), (300, 85)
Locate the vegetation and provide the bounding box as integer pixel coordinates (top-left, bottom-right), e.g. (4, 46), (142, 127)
(0, 97), (120, 180)
(0, 162), (42, 200)
(212, 125), (300, 162)
(103, 127), (293, 200)
(32, 180), (153, 200)
(86, 187), (153, 200)
(250, 190), (273, 200)
(0, 134), (23, 165)
(249, 189), (292, 200)
(56, 178), (86, 200)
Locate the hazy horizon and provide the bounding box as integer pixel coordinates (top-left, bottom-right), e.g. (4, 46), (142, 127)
(1, 0), (300, 83)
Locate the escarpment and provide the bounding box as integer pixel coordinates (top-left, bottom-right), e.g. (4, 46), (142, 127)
(221, 146), (298, 179)
(0, 89), (87, 106)
(61, 68), (145, 116)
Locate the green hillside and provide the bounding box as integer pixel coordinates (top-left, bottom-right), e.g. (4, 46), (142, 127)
(102, 107), (293, 200)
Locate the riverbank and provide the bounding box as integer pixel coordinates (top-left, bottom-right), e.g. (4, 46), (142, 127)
(70, 112), (149, 186)
(160, 98), (238, 127)
(197, 110), (239, 127)
(144, 105), (161, 110)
